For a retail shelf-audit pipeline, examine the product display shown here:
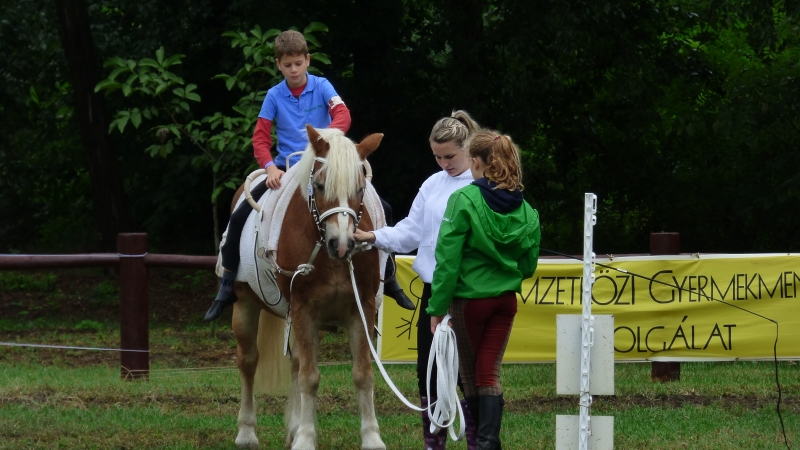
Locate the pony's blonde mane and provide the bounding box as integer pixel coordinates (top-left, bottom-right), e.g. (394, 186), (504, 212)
(295, 128), (363, 203)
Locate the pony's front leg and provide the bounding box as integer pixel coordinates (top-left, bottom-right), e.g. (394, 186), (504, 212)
(349, 310), (386, 450)
(232, 295), (262, 449)
(289, 312), (320, 450)
(285, 357), (301, 448)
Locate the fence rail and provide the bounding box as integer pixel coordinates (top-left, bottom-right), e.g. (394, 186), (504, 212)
(0, 253), (216, 270)
(1, 232), (683, 382)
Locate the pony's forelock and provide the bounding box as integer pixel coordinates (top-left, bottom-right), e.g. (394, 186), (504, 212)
(296, 128), (362, 202)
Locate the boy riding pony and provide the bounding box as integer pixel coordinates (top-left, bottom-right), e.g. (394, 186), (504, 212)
(205, 30), (412, 321)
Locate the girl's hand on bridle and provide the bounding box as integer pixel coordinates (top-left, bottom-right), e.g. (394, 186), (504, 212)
(353, 229), (376, 244)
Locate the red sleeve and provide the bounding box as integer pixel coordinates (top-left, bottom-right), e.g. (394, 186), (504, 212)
(253, 118), (273, 167)
(328, 103), (351, 133)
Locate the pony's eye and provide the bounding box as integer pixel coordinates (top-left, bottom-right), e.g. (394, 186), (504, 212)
(314, 182), (325, 192)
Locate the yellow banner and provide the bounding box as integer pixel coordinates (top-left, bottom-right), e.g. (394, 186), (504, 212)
(378, 254), (800, 362)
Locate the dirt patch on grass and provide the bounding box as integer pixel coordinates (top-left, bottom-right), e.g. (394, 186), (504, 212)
(507, 395), (800, 413)
(0, 267), (218, 326)
(3, 389), (796, 417)
(0, 268), (236, 367)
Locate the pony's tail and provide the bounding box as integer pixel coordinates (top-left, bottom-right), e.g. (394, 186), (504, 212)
(254, 310), (291, 395)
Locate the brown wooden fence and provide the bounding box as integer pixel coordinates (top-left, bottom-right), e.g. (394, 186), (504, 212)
(0, 232), (683, 382)
(0, 233), (216, 380)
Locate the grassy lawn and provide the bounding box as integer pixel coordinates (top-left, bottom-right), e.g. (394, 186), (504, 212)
(0, 269), (798, 448)
(1, 350), (798, 449)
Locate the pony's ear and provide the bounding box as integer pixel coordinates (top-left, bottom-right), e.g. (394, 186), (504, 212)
(356, 133), (383, 160)
(306, 124), (330, 157)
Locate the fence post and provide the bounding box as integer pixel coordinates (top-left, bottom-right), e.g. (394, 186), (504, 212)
(650, 232), (681, 382)
(118, 233), (149, 380)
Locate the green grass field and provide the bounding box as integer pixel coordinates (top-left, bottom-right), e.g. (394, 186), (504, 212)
(0, 270), (798, 449)
(1, 336), (798, 449)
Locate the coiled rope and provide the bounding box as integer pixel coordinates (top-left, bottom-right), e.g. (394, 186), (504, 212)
(426, 315), (465, 440)
(347, 258), (465, 442)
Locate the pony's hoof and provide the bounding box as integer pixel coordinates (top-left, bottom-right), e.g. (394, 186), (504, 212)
(361, 428), (385, 450)
(362, 438), (386, 450)
(290, 432), (316, 450)
(235, 429), (259, 449)
(234, 440), (258, 450)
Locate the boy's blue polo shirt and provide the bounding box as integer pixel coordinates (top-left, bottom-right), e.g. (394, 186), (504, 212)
(259, 74), (339, 168)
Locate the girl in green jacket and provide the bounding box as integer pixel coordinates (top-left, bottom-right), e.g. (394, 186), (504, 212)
(428, 130), (541, 450)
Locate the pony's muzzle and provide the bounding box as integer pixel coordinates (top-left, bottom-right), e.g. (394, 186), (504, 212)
(327, 236), (356, 260)
(319, 207), (359, 259)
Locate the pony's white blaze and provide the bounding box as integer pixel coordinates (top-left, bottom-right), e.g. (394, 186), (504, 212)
(336, 195), (352, 258)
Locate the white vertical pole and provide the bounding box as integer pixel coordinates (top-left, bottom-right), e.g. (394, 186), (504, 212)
(579, 193), (597, 450)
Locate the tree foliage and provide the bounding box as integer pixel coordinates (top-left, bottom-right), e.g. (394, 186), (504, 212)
(2, 0), (799, 255)
(94, 23), (330, 250)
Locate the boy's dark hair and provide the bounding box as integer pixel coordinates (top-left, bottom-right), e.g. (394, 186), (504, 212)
(275, 30), (309, 59)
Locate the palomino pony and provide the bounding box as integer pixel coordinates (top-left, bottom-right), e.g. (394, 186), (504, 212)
(231, 125), (386, 450)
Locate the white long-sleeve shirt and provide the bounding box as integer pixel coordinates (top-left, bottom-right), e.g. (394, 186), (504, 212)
(373, 169), (473, 283)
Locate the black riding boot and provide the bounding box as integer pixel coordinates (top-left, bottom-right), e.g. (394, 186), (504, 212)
(204, 270), (238, 321)
(383, 254), (415, 310)
(476, 394), (504, 450)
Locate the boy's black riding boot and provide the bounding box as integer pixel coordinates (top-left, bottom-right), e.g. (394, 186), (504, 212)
(204, 270), (238, 321)
(384, 254), (415, 310)
(476, 394), (504, 450)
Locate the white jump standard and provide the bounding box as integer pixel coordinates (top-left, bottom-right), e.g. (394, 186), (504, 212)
(556, 193), (615, 450)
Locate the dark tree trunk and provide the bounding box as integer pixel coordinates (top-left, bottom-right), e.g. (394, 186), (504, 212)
(443, 0), (488, 117)
(56, 0), (132, 251)
(348, 0), (405, 137)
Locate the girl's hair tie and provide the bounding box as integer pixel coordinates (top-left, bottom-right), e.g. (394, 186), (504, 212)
(494, 135), (501, 141)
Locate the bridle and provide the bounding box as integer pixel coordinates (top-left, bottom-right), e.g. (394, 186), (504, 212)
(266, 155), (368, 288)
(306, 156), (365, 244)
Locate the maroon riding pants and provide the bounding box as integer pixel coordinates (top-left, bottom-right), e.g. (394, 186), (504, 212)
(449, 292), (517, 397)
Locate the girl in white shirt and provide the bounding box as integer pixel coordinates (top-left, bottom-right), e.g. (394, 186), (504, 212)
(354, 110), (480, 450)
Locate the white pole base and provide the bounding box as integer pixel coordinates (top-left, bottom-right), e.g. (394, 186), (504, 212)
(556, 415), (614, 450)
(556, 314), (615, 395)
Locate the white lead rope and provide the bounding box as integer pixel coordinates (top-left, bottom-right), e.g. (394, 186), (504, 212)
(347, 259), (465, 442)
(426, 316), (466, 441)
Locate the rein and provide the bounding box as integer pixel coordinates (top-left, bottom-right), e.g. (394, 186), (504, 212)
(346, 258), (465, 442)
(295, 156), (464, 439)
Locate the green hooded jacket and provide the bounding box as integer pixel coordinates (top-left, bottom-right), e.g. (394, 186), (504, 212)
(426, 184), (541, 316)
